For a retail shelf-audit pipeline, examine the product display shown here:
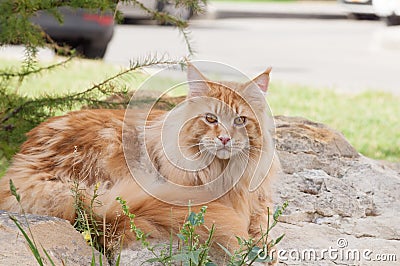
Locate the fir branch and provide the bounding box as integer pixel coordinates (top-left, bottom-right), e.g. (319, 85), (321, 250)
(73, 55), (186, 98)
(0, 106), (23, 125)
(1, 56), (186, 124)
(0, 57), (74, 78)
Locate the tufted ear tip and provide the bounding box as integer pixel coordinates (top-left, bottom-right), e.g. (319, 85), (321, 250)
(252, 67), (272, 93)
(186, 62), (210, 98)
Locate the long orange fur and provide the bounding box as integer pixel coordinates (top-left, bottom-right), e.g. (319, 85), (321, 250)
(0, 64), (280, 253)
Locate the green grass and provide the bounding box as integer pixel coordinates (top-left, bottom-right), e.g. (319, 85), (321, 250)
(1, 58), (399, 165)
(267, 83), (400, 162)
(0, 58), (145, 98)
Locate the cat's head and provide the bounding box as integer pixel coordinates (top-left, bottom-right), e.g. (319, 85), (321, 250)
(175, 63), (272, 162)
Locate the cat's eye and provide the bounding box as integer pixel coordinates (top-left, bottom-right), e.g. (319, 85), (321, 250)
(205, 113), (218, 124)
(234, 116), (247, 126)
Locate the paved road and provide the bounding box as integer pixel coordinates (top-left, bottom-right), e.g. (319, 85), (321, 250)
(105, 18), (400, 95)
(209, 1), (347, 19)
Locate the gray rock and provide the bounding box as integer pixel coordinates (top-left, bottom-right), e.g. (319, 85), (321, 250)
(272, 116), (400, 266)
(0, 211), (108, 266)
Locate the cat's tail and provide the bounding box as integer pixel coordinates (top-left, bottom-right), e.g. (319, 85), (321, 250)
(0, 173), (249, 251)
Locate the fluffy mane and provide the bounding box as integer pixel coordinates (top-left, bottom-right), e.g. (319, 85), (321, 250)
(0, 63), (280, 256)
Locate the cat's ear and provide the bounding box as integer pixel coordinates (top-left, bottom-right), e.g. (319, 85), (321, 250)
(251, 67), (272, 93)
(187, 62), (210, 98)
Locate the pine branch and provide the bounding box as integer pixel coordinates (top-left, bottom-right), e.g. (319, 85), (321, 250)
(0, 57), (74, 78)
(1, 56), (186, 124)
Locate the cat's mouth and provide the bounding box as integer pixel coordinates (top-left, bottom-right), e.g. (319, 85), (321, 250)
(200, 138), (245, 160)
(216, 147), (231, 160)
(200, 143), (233, 160)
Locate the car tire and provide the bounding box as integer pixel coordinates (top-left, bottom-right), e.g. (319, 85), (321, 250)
(82, 42), (108, 59)
(349, 13), (378, 20)
(385, 13), (400, 26)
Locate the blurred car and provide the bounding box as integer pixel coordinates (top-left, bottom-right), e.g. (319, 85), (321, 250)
(31, 7), (114, 59)
(117, 0), (195, 22)
(373, 0), (400, 25)
(338, 0), (377, 19)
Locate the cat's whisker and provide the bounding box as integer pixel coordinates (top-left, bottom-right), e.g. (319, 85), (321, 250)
(244, 149), (271, 162)
(247, 145), (272, 154)
(236, 150), (253, 164)
(235, 152), (254, 170)
(237, 150), (260, 166)
(245, 147), (261, 155)
(246, 150), (267, 163)
(186, 150), (203, 160)
(247, 150), (270, 161)
(178, 143), (201, 149)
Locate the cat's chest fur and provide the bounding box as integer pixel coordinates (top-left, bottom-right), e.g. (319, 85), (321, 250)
(124, 110), (257, 200)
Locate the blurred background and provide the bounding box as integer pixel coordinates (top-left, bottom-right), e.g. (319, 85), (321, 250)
(3, 0), (400, 93)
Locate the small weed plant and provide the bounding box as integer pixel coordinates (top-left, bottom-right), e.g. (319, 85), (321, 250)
(222, 202), (288, 265)
(117, 197), (218, 265)
(72, 179), (111, 265)
(116, 197), (288, 265)
(9, 178), (111, 266)
(73, 181), (108, 248)
(8, 179), (56, 266)
(8, 179), (287, 266)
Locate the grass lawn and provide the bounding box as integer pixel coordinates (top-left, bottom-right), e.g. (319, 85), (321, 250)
(267, 84), (400, 162)
(1, 57), (399, 179)
(0, 58), (145, 97)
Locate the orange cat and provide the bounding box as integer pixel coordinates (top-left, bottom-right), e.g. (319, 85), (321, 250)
(0, 63), (280, 254)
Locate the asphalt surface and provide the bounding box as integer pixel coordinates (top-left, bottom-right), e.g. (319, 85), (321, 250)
(104, 17), (400, 95)
(207, 1), (348, 20)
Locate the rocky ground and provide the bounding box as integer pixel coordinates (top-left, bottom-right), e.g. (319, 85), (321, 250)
(271, 116), (400, 266)
(0, 211), (107, 265)
(0, 109), (398, 265)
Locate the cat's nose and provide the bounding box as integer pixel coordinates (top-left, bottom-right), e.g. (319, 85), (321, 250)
(218, 136), (231, 145)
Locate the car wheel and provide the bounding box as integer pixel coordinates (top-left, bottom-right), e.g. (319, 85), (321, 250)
(385, 13), (400, 26)
(82, 42), (108, 59)
(349, 13), (378, 20)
